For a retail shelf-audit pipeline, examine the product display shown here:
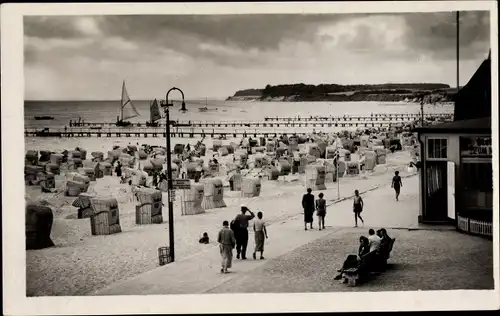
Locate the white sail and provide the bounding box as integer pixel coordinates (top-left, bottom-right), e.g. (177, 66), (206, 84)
(121, 81), (140, 120)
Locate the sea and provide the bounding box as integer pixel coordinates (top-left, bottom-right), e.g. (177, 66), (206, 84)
(24, 99), (454, 129)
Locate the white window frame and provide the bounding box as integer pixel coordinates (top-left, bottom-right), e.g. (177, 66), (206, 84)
(426, 137), (448, 160)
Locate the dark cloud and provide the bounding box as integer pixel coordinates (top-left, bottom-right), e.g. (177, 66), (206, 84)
(24, 16), (89, 39)
(403, 11), (490, 60)
(96, 14), (350, 51)
(24, 12), (491, 66)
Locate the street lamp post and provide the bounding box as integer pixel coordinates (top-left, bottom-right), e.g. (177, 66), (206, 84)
(420, 100), (424, 127)
(162, 87), (187, 263)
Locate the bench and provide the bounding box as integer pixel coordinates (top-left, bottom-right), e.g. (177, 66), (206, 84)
(343, 238), (396, 287)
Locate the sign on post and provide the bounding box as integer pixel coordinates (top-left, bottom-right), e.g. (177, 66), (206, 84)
(169, 190), (176, 202)
(172, 179), (191, 190)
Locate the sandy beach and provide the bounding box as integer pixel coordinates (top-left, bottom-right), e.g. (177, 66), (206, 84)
(25, 133), (416, 296)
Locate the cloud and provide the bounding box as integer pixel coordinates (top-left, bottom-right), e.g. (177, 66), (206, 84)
(23, 12), (491, 100)
(403, 11), (490, 60)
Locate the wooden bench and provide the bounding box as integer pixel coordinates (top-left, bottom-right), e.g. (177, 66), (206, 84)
(343, 238), (396, 287)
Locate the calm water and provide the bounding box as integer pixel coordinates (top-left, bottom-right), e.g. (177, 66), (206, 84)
(24, 100), (454, 129)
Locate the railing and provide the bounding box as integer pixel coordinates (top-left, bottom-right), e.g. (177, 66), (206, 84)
(66, 113), (454, 128)
(457, 215), (492, 237)
(470, 219), (493, 236)
(457, 215), (469, 232)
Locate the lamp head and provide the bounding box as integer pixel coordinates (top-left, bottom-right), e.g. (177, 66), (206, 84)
(180, 101), (187, 112)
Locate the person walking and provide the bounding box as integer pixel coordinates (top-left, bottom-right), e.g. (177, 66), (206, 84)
(231, 205), (255, 260)
(353, 189), (364, 227)
(115, 161), (122, 177)
(217, 221), (236, 274)
(252, 211), (268, 260)
(302, 188), (315, 230)
(391, 171), (403, 201)
(315, 192), (327, 230)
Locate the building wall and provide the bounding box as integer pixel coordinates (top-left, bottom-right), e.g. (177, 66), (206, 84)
(417, 132), (491, 221)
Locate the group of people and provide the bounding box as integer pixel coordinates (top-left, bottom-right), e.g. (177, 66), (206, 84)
(301, 170), (404, 229)
(301, 188), (328, 230)
(217, 205), (268, 274)
(334, 228), (392, 282)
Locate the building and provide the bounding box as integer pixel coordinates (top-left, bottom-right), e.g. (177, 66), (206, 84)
(413, 54), (493, 237)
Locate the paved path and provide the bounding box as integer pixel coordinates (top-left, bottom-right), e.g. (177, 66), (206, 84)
(93, 176), (420, 295)
(207, 228), (494, 293)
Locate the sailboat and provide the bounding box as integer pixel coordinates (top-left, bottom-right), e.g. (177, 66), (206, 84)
(198, 97), (217, 112)
(146, 98), (161, 127)
(116, 80), (140, 127)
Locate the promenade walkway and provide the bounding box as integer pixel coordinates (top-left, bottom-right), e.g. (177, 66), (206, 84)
(94, 176), (432, 295)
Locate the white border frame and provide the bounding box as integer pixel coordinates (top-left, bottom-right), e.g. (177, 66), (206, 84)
(2, 1), (499, 315)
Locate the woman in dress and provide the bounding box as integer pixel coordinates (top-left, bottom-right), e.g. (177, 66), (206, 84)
(253, 211), (268, 260)
(353, 189), (364, 227)
(315, 192), (327, 230)
(302, 188), (315, 230)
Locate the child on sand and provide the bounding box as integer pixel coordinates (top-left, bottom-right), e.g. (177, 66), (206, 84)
(253, 211), (268, 260)
(199, 232), (209, 244)
(353, 190), (364, 227)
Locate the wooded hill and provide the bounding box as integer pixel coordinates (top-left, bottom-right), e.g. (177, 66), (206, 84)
(228, 83), (456, 102)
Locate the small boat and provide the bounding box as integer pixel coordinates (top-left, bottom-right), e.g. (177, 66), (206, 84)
(116, 80), (140, 127)
(198, 97), (218, 112)
(34, 116), (54, 120)
(146, 98), (161, 127)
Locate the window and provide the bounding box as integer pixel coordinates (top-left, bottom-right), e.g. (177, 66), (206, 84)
(460, 136), (492, 158)
(462, 162), (493, 192)
(461, 162), (493, 210)
(427, 138), (447, 159)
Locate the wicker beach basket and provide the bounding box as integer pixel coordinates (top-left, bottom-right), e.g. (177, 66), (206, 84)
(72, 192), (96, 218)
(174, 144), (185, 155)
(306, 143), (321, 159)
(241, 177), (261, 197)
(218, 146), (229, 157)
(201, 178), (226, 209)
(99, 162), (113, 176)
(26, 203), (55, 250)
(277, 159), (291, 176)
(25, 150), (39, 165)
(91, 151), (104, 162)
(89, 197), (122, 235)
(181, 183), (205, 215)
(78, 167), (96, 181)
(134, 187), (163, 224)
(305, 165), (327, 190)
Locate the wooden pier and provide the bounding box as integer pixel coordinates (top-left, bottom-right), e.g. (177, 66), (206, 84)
(26, 118), (416, 139)
(263, 113), (452, 122)
(67, 113), (453, 129)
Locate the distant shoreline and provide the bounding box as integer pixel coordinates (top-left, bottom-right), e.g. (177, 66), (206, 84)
(226, 83), (458, 103)
(225, 94), (454, 103)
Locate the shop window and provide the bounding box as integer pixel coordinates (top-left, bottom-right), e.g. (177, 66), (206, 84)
(460, 136), (492, 158)
(427, 138), (447, 159)
(461, 162), (493, 210)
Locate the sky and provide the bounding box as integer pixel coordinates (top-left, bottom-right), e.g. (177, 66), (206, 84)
(24, 12), (491, 100)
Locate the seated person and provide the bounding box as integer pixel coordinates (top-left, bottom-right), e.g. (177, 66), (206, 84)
(334, 236), (370, 281)
(368, 229), (381, 252)
(199, 232), (209, 244)
(376, 228), (392, 256)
